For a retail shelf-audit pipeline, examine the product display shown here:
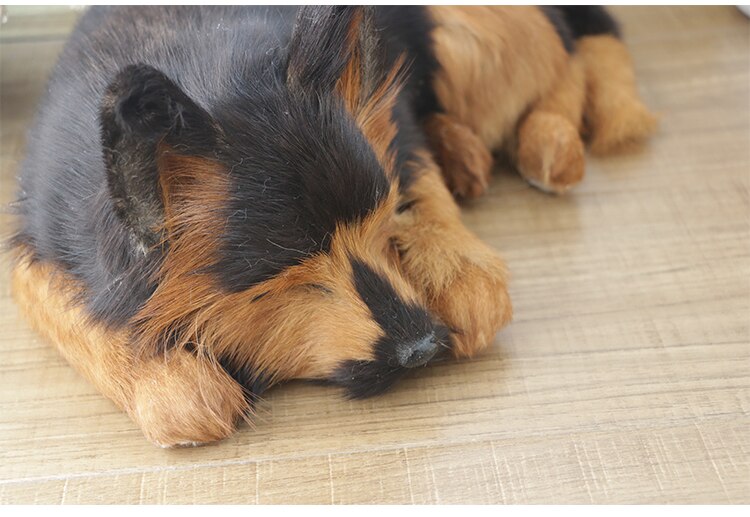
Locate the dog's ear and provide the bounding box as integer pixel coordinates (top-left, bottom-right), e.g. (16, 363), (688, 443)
(287, 7), (402, 164)
(286, 6), (358, 92)
(335, 7), (404, 164)
(100, 64), (220, 249)
(286, 6), (391, 96)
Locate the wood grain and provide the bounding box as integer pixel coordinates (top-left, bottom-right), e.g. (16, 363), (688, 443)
(0, 6), (748, 504)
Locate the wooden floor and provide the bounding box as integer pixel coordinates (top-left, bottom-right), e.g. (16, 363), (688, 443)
(0, 6), (748, 504)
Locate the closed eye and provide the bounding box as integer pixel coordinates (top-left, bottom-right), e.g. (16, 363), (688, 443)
(300, 283), (333, 295)
(397, 198), (417, 213)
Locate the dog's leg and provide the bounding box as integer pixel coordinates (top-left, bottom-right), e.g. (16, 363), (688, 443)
(396, 154), (512, 358)
(427, 7), (584, 195)
(578, 35), (657, 155)
(423, 113), (494, 200)
(11, 255), (247, 447)
(514, 55), (587, 194)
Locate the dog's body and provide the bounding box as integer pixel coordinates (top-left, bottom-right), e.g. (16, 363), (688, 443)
(11, 6), (654, 446)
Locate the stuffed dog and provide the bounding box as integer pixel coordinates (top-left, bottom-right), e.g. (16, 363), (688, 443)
(10, 6), (655, 446)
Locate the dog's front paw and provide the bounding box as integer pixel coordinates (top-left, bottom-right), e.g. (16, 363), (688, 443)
(395, 165), (512, 359)
(130, 352), (248, 448)
(431, 255), (512, 358)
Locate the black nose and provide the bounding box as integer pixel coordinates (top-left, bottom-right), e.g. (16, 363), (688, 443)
(396, 334), (440, 368)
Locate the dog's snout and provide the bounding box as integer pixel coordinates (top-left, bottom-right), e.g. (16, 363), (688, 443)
(396, 334), (439, 368)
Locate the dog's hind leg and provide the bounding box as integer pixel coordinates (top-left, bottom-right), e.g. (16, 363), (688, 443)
(423, 113), (494, 199)
(10, 253), (248, 447)
(578, 35), (658, 155)
(427, 6), (581, 195)
(514, 55), (587, 194)
(395, 153), (512, 358)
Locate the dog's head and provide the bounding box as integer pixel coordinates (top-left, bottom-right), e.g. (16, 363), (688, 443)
(99, 6), (448, 400)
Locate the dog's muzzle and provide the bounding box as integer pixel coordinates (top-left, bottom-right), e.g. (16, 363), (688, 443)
(395, 333), (441, 368)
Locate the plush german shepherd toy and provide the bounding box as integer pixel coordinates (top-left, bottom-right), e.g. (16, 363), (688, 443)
(11, 6), (655, 446)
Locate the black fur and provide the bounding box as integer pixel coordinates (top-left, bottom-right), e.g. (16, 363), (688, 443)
(286, 7), (360, 93)
(375, 7), (440, 121)
(351, 259), (434, 342)
(331, 356), (410, 399)
(554, 6), (621, 40)
(376, 7), (440, 190)
(14, 6), (439, 323)
(540, 7), (576, 53)
(332, 325), (451, 399)
(542, 6), (620, 54)
(217, 354), (269, 407)
(211, 74), (390, 292)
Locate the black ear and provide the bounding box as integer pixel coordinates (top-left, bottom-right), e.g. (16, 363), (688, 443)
(286, 6), (388, 95)
(100, 64), (218, 249)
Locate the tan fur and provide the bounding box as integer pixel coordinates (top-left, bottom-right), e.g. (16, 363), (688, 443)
(424, 113), (493, 199)
(426, 7), (656, 194)
(394, 151), (512, 358)
(10, 252), (247, 447)
(516, 112), (585, 194)
(577, 35), (658, 155)
(535, 54), (587, 128)
(514, 54), (586, 193)
(428, 6), (569, 150)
